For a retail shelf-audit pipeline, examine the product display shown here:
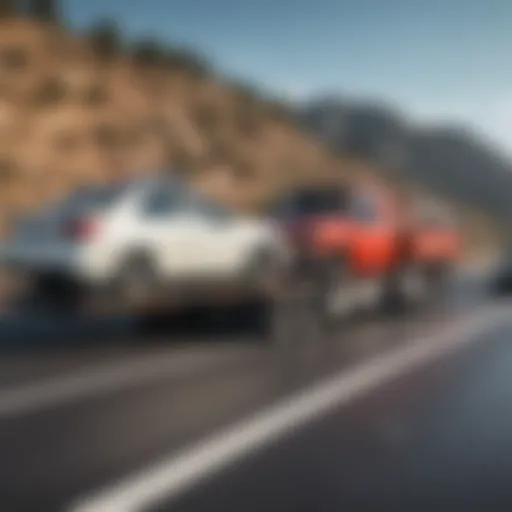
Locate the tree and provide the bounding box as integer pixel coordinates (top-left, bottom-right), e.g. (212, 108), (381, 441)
(88, 19), (123, 61)
(29, 0), (60, 23)
(131, 39), (168, 67)
(0, 0), (14, 18)
(165, 46), (210, 77)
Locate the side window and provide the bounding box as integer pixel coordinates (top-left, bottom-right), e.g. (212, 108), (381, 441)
(351, 193), (377, 222)
(142, 186), (180, 217)
(191, 196), (232, 222)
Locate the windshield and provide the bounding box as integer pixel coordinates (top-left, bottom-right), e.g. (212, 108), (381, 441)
(41, 183), (129, 220)
(275, 187), (349, 218)
(61, 185), (126, 211)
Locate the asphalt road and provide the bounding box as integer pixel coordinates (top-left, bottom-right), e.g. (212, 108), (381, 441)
(0, 271), (504, 512)
(164, 310), (512, 512)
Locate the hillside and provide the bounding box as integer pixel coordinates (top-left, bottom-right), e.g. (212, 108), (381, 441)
(0, 17), (502, 258)
(0, 19), (362, 226)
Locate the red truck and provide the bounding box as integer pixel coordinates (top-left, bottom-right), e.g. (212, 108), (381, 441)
(272, 181), (461, 325)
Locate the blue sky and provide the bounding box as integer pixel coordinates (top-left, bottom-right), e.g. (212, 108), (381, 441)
(65, 0), (512, 153)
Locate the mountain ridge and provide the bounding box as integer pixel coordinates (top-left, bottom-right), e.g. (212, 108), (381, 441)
(298, 97), (512, 231)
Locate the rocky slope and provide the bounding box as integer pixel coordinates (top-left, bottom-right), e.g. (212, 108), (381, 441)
(0, 18), (502, 258)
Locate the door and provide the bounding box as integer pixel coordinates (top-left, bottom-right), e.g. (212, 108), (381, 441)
(349, 192), (395, 277)
(181, 194), (243, 276)
(135, 184), (203, 277)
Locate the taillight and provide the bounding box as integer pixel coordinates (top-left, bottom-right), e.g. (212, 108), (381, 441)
(62, 216), (100, 241)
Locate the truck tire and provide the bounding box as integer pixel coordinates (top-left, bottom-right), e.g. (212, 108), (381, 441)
(249, 294), (293, 348)
(383, 263), (428, 312)
(239, 245), (297, 347)
(312, 257), (357, 330)
(115, 252), (160, 306)
(428, 262), (451, 294)
(21, 274), (85, 315)
(245, 245), (288, 292)
(112, 252), (172, 334)
(423, 262), (453, 306)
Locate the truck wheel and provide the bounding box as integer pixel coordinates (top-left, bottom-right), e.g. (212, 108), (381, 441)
(312, 257), (356, 329)
(115, 252), (160, 307)
(246, 246), (288, 293)
(21, 274), (85, 315)
(424, 262), (452, 306)
(384, 263), (428, 312)
(113, 253), (169, 334)
(251, 293), (302, 348)
(428, 263), (451, 294)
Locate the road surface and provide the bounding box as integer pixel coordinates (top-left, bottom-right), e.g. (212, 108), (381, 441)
(0, 271), (507, 511)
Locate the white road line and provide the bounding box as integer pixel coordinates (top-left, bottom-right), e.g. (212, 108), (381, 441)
(457, 260), (496, 280)
(0, 348), (249, 417)
(68, 303), (510, 512)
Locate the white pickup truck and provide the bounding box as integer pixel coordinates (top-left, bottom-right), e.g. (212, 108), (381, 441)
(0, 175), (293, 340)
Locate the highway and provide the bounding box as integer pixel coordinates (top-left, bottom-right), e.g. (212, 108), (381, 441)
(0, 270), (508, 511)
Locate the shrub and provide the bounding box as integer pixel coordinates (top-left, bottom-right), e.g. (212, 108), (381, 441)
(266, 99), (294, 123)
(0, 157), (17, 181)
(193, 103), (221, 134)
(231, 81), (262, 106)
(33, 77), (67, 106)
(166, 145), (195, 172)
(29, 0), (60, 24)
(232, 160), (256, 180)
(131, 39), (168, 67)
(165, 46), (211, 77)
(207, 139), (233, 167)
(0, 46), (28, 72)
(124, 126), (144, 146)
(82, 83), (109, 107)
(0, 0), (14, 19)
(236, 109), (261, 137)
(87, 19), (123, 61)
(93, 123), (121, 149)
(54, 130), (79, 153)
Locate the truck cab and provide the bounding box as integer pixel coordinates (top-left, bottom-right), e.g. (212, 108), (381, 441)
(272, 183), (398, 279)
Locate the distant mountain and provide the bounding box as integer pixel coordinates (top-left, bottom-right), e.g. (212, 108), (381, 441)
(298, 98), (512, 226)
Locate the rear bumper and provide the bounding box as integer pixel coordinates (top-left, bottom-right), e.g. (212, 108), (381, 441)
(0, 244), (87, 282)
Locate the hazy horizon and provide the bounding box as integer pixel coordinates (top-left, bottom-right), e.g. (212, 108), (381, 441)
(64, 0), (512, 156)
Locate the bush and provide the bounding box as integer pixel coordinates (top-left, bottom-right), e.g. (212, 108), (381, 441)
(0, 1), (14, 19)
(87, 19), (123, 61)
(193, 103), (221, 134)
(231, 81), (262, 106)
(33, 77), (67, 106)
(0, 46), (28, 72)
(131, 39), (168, 67)
(232, 160), (256, 180)
(82, 83), (109, 107)
(165, 47), (211, 77)
(236, 109), (261, 137)
(166, 145), (195, 172)
(0, 157), (17, 181)
(29, 0), (60, 24)
(207, 139), (233, 167)
(54, 130), (79, 153)
(93, 123), (121, 149)
(266, 99), (294, 123)
(148, 116), (171, 138)
(124, 126), (144, 146)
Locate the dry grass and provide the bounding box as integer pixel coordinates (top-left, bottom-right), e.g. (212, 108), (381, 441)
(0, 18), (502, 257)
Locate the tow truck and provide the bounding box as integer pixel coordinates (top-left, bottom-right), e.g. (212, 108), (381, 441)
(271, 181), (461, 326)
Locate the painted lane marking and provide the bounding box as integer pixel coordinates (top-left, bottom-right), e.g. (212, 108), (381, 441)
(0, 347), (253, 417)
(68, 304), (510, 512)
